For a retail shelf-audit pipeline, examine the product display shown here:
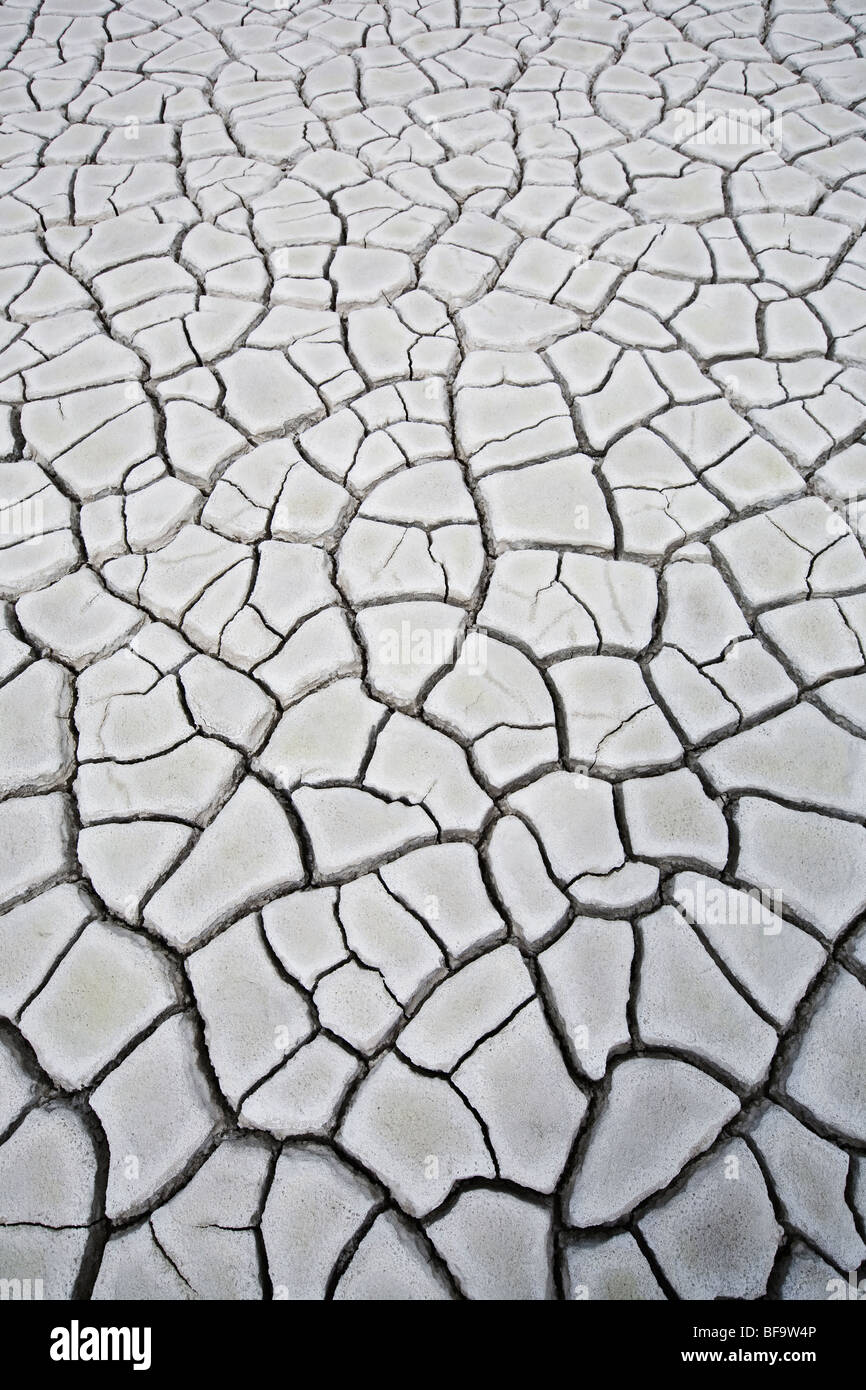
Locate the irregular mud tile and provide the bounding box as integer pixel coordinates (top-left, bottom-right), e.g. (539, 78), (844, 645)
(483, 814), (569, 950)
(380, 843), (507, 965)
(779, 1242), (844, 1302)
(90, 1012), (224, 1221)
(649, 647), (739, 745)
(506, 770), (624, 883)
(733, 797), (866, 941)
(458, 289), (578, 352)
(455, 378), (577, 477)
(293, 786), (437, 883)
(241, 1035), (362, 1141)
(149, 1135), (273, 1300)
(74, 652), (191, 763)
(92, 1222), (195, 1301)
(0, 1103), (97, 1227)
(398, 945), (533, 1074)
(700, 704), (866, 818)
(364, 713), (493, 836)
(478, 455), (614, 551)
(621, 769), (728, 871)
(179, 655), (276, 754)
(636, 906), (778, 1089)
(187, 915), (314, 1107)
(568, 861), (660, 916)
(551, 655), (682, 774)
(16, 569), (142, 669)
(75, 736), (242, 829)
(453, 1000), (588, 1194)
(637, 1141), (783, 1301)
(254, 679), (385, 791)
(561, 1233), (665, 1302)
(672, 284), (760, 361)
(260, 1144), (380, 1301)
(0, 884), (93, 1020)
(356, 601), (466, 710)
(670, 872), (825, 1026)
(217, 347), (325, 437)
(0, 660), (74, 796)
(565, 1056), (738, 1227)
(701, 639), (797, 723)
(746, 1102), (865, 1271)
(573, 351), (668, 452)
(313, 960), (402, 1057)
(0, 793), (72, 910)
(782, 966), (866, 1144)
(333, 1210), (454, 1300)
(538, 917), (632, 1081)
(338, 874), (445, 1008)
(261, 887), (346, 991)
(145, 778), (305, 950)
(427, 1187), (554, 1301)
(19, 920), (176, 1090)
(338, 1053), (495, 1217)
(255, 607), (361, 708)
(660, 560), (750, 665)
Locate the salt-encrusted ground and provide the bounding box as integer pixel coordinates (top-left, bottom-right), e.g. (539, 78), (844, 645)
(1, 0), (865, 1303)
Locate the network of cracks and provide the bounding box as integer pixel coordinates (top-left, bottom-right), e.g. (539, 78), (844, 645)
(1, 0), (866, 1302)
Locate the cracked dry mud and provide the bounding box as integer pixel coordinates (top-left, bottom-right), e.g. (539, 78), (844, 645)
(1, 0), (866, 1308)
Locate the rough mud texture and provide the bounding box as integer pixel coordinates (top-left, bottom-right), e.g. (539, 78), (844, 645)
(1, 0), (866, 1303)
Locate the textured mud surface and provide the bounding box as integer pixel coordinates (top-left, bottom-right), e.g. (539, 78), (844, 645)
(1, 0), (866, 1302)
